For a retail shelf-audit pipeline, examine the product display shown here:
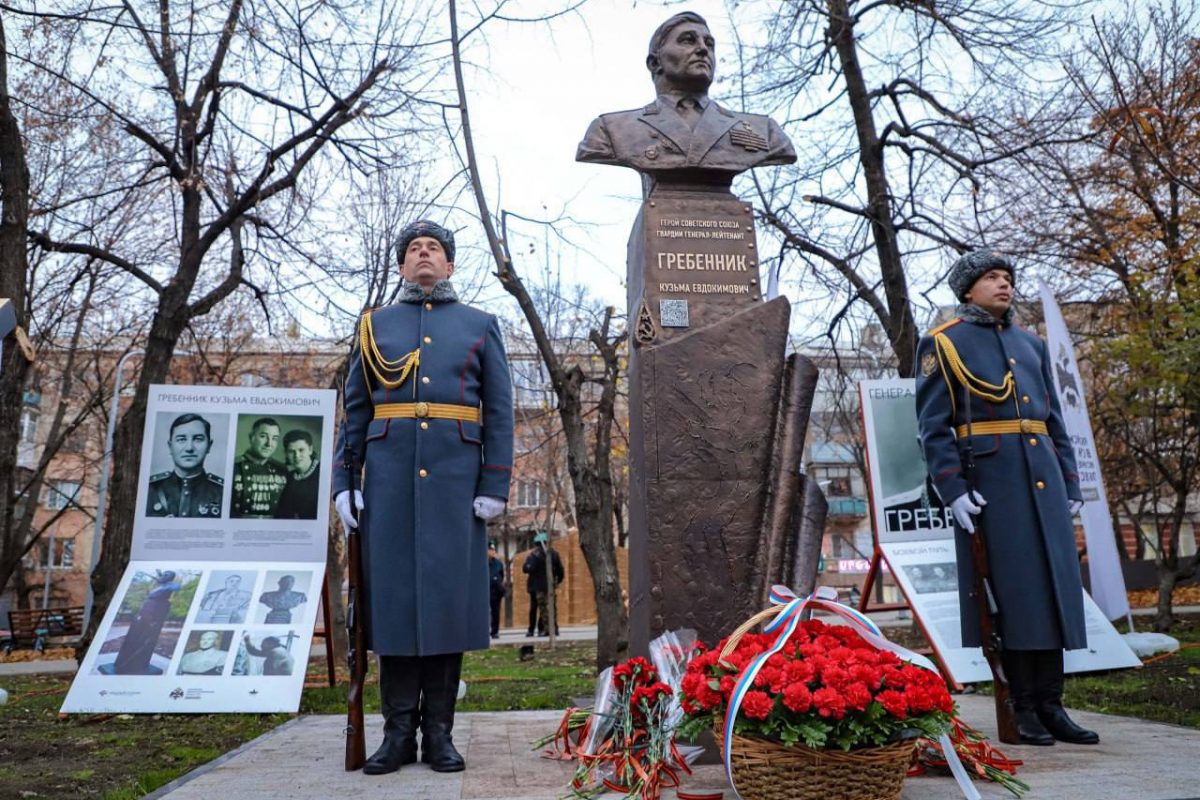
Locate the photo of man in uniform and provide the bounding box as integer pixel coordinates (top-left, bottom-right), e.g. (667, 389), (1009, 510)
(195, 571), (254, 624)
(274, 429), (321, 520)
(145, 414), (224, 518)
(231, 417), (288, 518)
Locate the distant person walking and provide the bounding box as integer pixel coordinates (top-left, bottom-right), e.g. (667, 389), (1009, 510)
(488, 543), (505, 639)
(522, 533), (564, 636)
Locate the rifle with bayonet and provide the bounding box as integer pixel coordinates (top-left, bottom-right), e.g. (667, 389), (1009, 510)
(343, 431), (367, 771)
(960, 393), (1020, 745)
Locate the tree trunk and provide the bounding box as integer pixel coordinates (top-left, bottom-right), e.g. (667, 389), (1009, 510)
(0, 13), (33, 602)
(826, 0), (917, 377)
(1154, 567), (1176, 632)
(84, 296), (190, 648)
(561, 393), (627, 670)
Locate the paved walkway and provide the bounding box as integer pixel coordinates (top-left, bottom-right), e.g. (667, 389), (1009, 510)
(147, 694), (1200, 800)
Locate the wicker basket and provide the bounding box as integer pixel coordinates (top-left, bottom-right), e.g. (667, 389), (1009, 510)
(713, 726), (915, 800)
(711, 605), (917, 800)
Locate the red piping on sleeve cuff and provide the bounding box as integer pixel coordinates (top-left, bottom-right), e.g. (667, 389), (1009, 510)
(482, 464), (512, 472)
(934, 467), (961, 482)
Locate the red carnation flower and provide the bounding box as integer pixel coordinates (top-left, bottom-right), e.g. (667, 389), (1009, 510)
(813, 686), (847, 720)
(740, 690), (774, 720)
(876, 689), (908, 719)
(782, 681), (813, 713)
(843, 681), (872, 711)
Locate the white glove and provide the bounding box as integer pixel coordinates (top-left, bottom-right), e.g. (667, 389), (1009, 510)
(335, 490), (365, 534)
(473, 496), (506, 521)
(1069, 499), (1084, 516)
(950, 490), (987, 534)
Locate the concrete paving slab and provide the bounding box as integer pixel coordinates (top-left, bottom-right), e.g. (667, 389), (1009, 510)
(148, 694), (1200, 800)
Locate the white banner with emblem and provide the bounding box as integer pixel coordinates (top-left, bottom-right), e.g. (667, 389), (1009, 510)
(63, 385), (336, 713)
(1039, 283), (1131, 622)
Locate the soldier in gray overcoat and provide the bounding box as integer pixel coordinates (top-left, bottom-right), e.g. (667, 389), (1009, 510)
(915, 250), (1099, 747)
(333, 220), (513, 775)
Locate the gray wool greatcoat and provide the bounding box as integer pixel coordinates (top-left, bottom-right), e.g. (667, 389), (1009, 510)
(915, 310), (1087, 651)
(333, 293), (513, 657)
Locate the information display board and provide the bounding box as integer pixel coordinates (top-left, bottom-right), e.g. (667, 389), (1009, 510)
(858, 379), (1140, 684)
(64, 385), (336, 713)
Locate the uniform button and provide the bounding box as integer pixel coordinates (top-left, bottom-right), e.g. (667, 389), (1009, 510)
(421, 376), (430, 384)
(1035, 480), (1045, 490)
(424, 302), (433, 311)
(419, 469), (428, 478)
(420, 421), (429, 430)
(1029, 438), (1038, 446)
(1008, 357), (1016, 365)
(1022, 395), (1030, 403)
(423, 336), (432, 344)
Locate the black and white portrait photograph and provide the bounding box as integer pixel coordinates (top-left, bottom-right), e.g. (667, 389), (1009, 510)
(254, 570), (311, 625)
(144, 411), (231, 519)
(194, 569), (256, 624)
(230, 414), (324, 520)
(902, 562), (959, 595)
(176, 629), (234, 676)
(232, 630), (299, 676)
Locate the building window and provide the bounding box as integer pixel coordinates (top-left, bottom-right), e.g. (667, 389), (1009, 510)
(46, 481), (82, 511)
(514, 480), (545, 508)
(815, 465), (855, 497)
(512, 358), (553, 409)
(20, 408), (39, 444)
(48, 538), (75, 569)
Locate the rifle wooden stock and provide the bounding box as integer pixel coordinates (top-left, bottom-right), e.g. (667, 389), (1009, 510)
(344, 443), (367, 771)
(963, 445), (1019, 744)
(966, 517), (1019, 744)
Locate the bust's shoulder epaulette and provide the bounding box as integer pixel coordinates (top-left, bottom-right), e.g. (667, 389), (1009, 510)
(928, 317), (962, 337)
(149, 471), (172, 482)
(206, 473), (224, 486)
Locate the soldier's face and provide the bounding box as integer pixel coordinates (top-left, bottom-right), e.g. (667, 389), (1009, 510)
(249, 424), (280, 460)
(168, 420), (211, 473)
(198, 631), (219, 649)
(401, 236), (455, 288)
(651, 22), (715, 93)
(225, 576), (241, 590)
(965, 269), (1014, 318)
(284, 439), (313, 475)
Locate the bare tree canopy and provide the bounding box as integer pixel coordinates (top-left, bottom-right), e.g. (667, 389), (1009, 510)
(737, 0), (1094, 372)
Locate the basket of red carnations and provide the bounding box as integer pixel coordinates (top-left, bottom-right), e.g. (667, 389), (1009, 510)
(677, 591), (955, 800)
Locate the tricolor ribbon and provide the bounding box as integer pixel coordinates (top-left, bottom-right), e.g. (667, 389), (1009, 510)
(721, 585), (980, 800)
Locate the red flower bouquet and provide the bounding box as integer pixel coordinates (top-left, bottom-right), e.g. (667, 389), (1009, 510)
(678, 618), (954, 750)
(538, 635), (702, 800)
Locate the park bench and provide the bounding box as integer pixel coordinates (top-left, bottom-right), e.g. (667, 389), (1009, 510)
(1, 606), (85, 654)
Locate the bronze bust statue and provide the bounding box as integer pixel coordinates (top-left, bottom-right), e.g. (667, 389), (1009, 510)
(576, 12), (796, 184)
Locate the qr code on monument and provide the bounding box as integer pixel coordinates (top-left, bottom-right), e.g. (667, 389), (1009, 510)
(659, 299), (689, 328)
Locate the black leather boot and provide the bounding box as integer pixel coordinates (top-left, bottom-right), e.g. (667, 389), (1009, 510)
(419, 652), (466, 772)
(363, 656), (421, 775)
(1034, 649), (1099, 744)
(1002, 650), (1055, 746)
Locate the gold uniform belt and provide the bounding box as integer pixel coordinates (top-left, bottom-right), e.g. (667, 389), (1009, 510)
(956, 419), (1048, 438)
(373, 402), (480, 423)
